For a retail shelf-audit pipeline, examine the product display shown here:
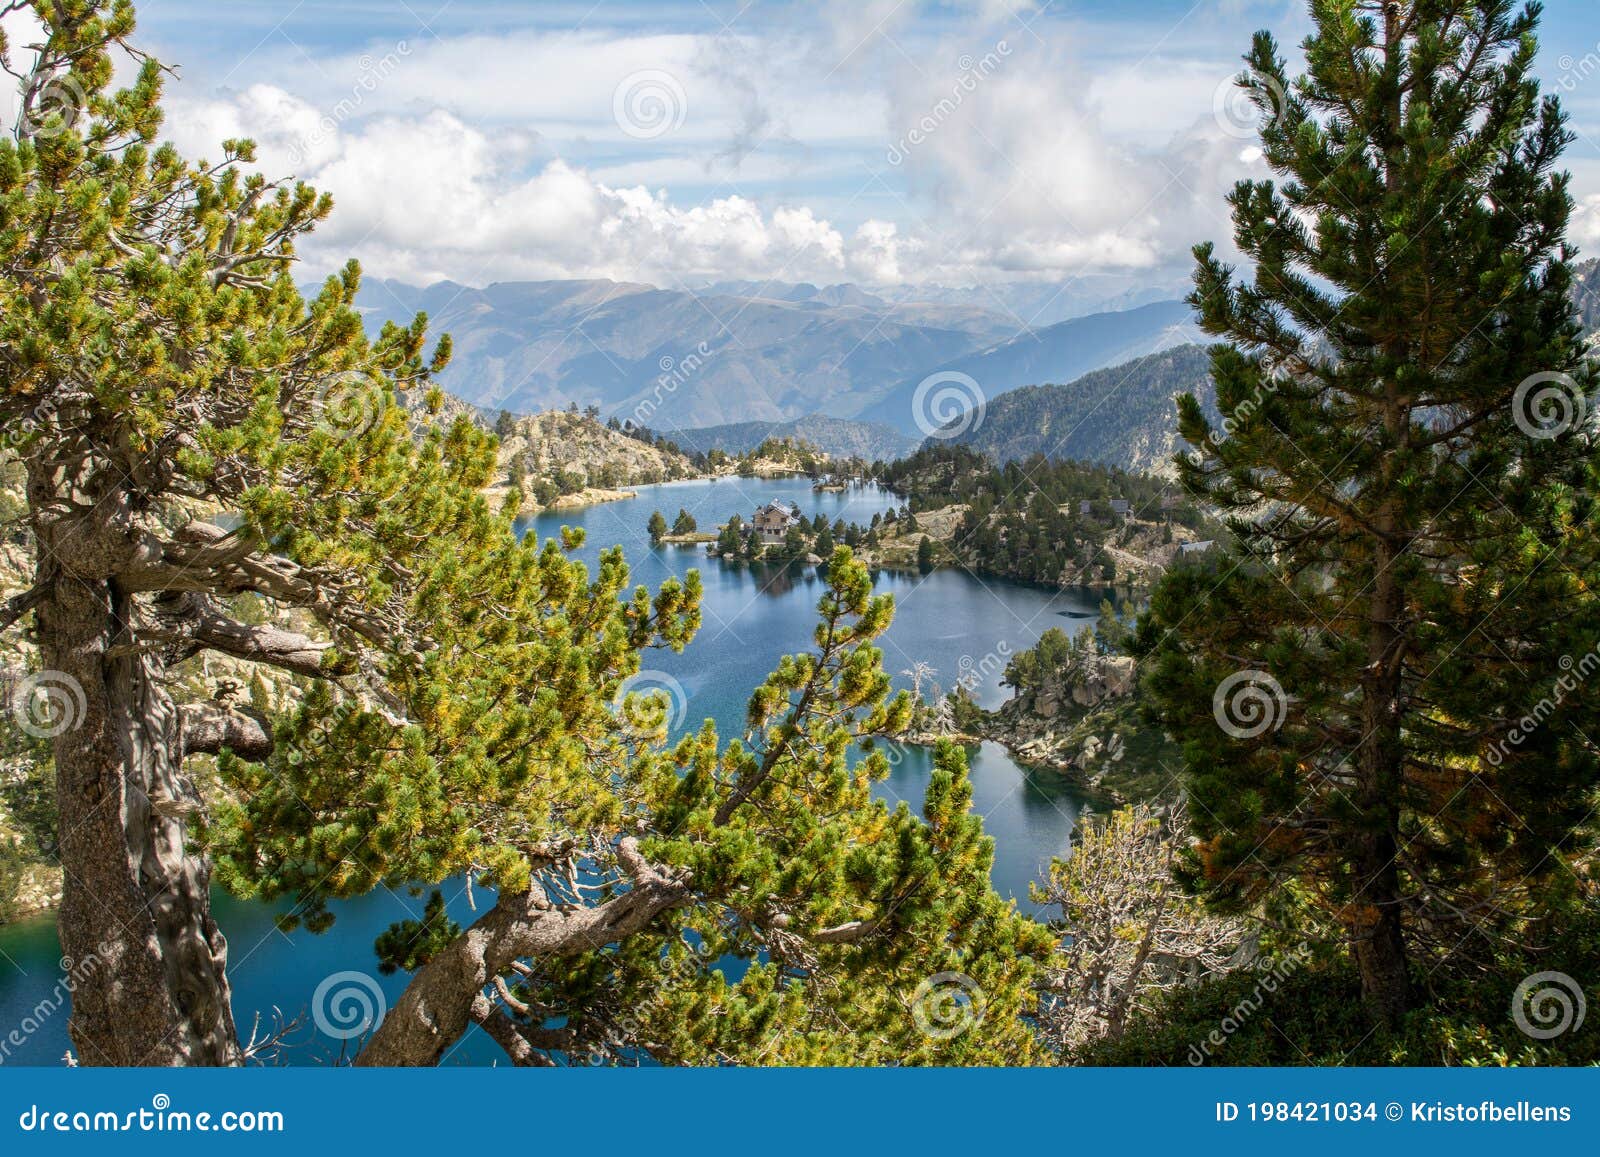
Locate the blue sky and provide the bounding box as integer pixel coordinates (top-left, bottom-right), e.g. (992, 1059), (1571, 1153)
(65, 0), (1600, 290)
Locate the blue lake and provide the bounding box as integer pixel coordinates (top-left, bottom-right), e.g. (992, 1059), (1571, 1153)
(0, 476), (1103, 1065)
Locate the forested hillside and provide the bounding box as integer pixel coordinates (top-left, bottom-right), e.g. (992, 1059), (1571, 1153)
(877, 445), (1213, 587)
(937, 345), (1215, 472)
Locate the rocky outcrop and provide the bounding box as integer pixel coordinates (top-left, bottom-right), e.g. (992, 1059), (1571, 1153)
(910, 647), (1178, 803)
(500, 410), (699, 494)
(1027, 655), (1136, 716)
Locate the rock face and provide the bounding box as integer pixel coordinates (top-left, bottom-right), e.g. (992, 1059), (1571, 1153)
(1068, 655), (1136, 708)
(923, 644), (1167, 800)
(3, 863), (62, 922)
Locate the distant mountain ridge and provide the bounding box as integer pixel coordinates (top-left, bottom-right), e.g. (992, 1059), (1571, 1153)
(358, 278), (1197, 434)
(361, 278), (1014, 429)
(860, 300), (1203, 436)
(933, 344), (1216, 474)
(667, 414), (920, 461)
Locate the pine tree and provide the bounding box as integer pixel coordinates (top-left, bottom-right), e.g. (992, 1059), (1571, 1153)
(671, 507), (697, 535)
(716, 514), (744, 555)
(0, 1), (662, 1063)
(292, 550), (1049, 1065)
(0, 0), (530, 1061)
(648, 509), (669, 543)
(1137, 0), (1600, 1026)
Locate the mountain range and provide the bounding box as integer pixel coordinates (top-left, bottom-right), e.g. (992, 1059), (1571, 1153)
(373, 261), (1600, 479)
(858, 299), (1203, 435)
(357, 278), (1197, 434)
(932, 344), (1216, 474)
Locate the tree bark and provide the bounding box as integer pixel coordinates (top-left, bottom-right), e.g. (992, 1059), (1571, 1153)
(37, 508), (241, 1065)
(356, 843), (687, 1066)
(1351, 838), (1411, 1028)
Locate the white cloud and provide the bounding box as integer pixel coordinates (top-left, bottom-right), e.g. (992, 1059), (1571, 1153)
(1573, 194), (1600, 250)
(873, 35), (1262, 282)
(164, 84), (870, 287)
(13, 0), (1599, 294)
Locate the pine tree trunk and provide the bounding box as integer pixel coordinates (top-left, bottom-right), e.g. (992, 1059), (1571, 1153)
(37, 526), (240, 1065)
(1351, 529), (1412, 1027)
(1356, 8), (1416, 1022)
(1350, 824), (1412, 1027)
